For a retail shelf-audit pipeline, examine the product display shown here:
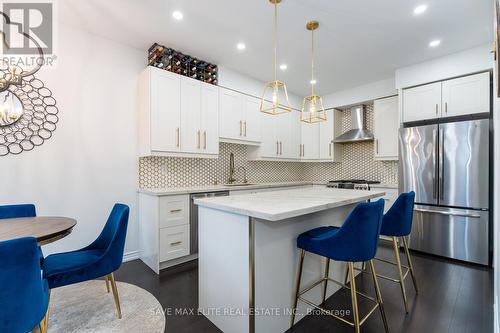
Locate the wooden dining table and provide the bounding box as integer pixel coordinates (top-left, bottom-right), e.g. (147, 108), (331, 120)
(0, 217), (77, 245)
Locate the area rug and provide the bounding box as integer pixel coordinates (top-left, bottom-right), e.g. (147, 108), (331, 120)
(39, 280), (165, 333)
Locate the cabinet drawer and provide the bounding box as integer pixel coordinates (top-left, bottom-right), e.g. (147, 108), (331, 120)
(159, 225), (190, 262)
(159, 195), (189, 228)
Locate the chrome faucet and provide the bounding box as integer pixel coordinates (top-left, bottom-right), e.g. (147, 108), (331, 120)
(228, 153), (237, 184)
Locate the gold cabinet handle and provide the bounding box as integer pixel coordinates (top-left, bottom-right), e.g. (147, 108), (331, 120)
(435, 104), (438, 115)
(303, 144), (305, 157)
(329, 142), (332, 156)
(170, 209), (182, 213)
(244, 121), (247, 137)
(197, 130), (201, 149)
(170, 241), (182, 246)
(445, 102), (448, 114)
(276, 141), (279, 155)
(240, 120), (242, 136)
(375, 139), (379, 154)
(203, 130), (207, 149)
(176, 128), (180, 147)
(279, 141), (282, 155)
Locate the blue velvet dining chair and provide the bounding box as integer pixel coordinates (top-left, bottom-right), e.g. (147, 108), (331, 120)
(0, 203), (36, 219)
(42, 203), (130, 322)
(0, 237), (49, 333)
(290, 199), (388, 333)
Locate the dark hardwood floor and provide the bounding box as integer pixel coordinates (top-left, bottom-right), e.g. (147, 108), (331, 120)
(115, 243), (493, 333)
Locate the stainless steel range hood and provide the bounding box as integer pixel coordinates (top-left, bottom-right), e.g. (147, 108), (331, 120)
(333, 105), (374, 143)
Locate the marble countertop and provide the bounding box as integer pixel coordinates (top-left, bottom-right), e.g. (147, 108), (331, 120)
(194, 187), (385, 221)
(138, 181), (318, 196)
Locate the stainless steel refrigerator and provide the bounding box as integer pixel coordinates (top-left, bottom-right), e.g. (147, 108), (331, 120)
(399, 119), (490, 265)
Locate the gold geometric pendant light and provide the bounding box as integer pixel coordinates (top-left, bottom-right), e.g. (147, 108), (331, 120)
(260, 0), (292, 115)
(301, 20), (327, 123)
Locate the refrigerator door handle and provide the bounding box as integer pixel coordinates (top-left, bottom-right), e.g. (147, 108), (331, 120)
(439, 129), (444, 200)
(432, 129), (437, 199)
(414, 208), (481, 219)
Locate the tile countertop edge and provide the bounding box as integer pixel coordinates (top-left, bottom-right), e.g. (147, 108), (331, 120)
(194, 191), (386, 222)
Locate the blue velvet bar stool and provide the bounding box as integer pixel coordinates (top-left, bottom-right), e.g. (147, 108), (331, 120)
(42, 203), (129, 324)
(290, 199), (388, 333)
(0, 237), (49, 333)
(374, 191), (417, 313)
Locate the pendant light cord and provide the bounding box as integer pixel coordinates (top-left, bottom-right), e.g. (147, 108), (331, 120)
(274, 2), (278, 83)
(311, 28), (315, 95)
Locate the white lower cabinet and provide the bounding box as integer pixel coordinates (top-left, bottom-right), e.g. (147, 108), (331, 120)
(139, 193), (193, 274)
(373, 187), (399, 213)
(159, 225), (190, 262)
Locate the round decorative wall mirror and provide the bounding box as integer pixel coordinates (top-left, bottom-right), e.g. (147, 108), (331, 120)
(0, 90), (23, 126)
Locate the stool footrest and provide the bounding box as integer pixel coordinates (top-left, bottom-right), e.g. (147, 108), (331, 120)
(298, 276), (377, 304)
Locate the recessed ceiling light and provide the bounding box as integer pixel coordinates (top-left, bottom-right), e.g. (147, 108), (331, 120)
(236, 42), (246, 51)
(413, 4), (427, 15)
(280, 64), (287, 71)
(310, 79), (317, 85)
(172, 10), (183, 20)
(429, 39), (441, 47)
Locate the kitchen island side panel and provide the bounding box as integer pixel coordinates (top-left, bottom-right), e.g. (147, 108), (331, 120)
(198, 207), (250, 333)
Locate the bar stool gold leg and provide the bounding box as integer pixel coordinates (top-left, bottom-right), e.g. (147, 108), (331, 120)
(402, 236), (418, 293)
(368, 260), (389, 333)
(109, 273), (122, 319)
(105, 275), (110, 293)
(348, 262), (361, 333)
(290, 249), (305, 328)
(392, 236), (409, 313)
(322, 258), (330, 304)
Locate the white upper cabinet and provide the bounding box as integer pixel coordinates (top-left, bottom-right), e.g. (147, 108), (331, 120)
(318, 110), (342, 162)
(403, 72), (491, 123)
(219, 88), (261, 144)
(403, 82), (441, 123)
(139, 67), (219, 157)
(373, 96), (399, 160)
(180, 77), (202, 153)
(200, 83), (220, 154)
(258, 112), (278, 158)
(148, 68), (181, 153)
(441, 72), (490, 118)
(300, 122), (320, 160)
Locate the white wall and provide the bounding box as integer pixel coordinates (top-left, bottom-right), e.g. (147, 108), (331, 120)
(0, 23), (145, 258)
(395, 43), (493, 89)
(218, 66), (303, 109)
(322, 77), (396, 109)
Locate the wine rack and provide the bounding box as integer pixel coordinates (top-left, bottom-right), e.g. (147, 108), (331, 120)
(147, 43), (218, 85)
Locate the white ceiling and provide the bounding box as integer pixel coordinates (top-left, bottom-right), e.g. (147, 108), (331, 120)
(58, 0), (493, 95)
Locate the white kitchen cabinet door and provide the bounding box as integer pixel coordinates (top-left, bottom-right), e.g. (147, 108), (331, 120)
(403, 82), (441, 122)
(373, 96), (399, 160)
(441, 72), (490, 118)
(259, 113), (278, 158)
(301, 122), (319, 160)
(150, 68), (181, 152)
(288, 111), (302, 159)
(243, 96), (261, 142)
(276, 111), (293, 158)
(219, 88), (243, 140)
(180, 77), (202, 153)
(200, 83), (219, 155)
(319, 110), (342, 161)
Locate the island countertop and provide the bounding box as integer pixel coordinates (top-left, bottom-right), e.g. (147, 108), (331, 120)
(194, 187), (385, 221)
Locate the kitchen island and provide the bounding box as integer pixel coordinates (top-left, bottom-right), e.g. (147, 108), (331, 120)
(194, 187), (385, 333)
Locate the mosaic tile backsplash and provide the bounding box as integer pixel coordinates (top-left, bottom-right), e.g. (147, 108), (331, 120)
(139, 104), (398, 188)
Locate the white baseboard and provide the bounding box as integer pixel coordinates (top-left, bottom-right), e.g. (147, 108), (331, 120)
(123, 250), (140, 263)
